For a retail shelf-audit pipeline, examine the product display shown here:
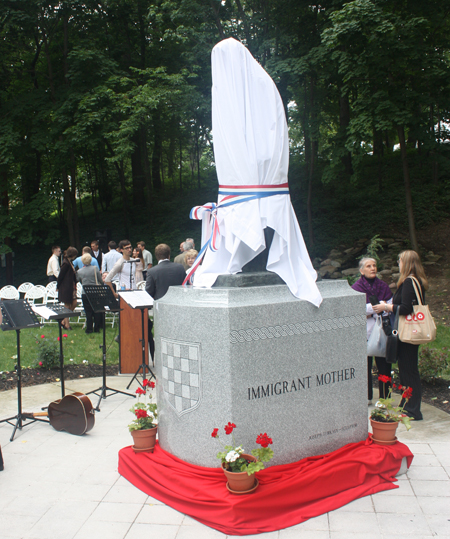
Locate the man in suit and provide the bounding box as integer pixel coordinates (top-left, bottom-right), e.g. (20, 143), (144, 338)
(90, 240), (103, 270)
(145, 243), (186, 360)
(145, 244), (186, 300)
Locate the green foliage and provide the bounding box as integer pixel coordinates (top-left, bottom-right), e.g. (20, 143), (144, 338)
(0, 325), (119, 372)
(33, 335), (60, 370)
(419, 347), (449, 383)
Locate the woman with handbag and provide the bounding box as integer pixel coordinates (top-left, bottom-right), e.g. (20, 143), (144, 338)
(57, 246), (78, 330)
(352, 257), (392, 404)
(374, 250), (429, 420)
(352, 257), (393, 403)
(76, 253), (103, 333)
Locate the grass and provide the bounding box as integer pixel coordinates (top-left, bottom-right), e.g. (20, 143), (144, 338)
(421, 324), (450, 379)
(0, 323), (119, 372)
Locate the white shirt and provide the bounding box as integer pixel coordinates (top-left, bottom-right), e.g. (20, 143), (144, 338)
(102, 249), (122, 273)
(47, 254), (60, 277)
(141, 248), (153, 268)
(105, 257), (137, 290)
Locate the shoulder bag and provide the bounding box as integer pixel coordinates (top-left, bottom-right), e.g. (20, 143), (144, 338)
(398, 276), (436, 345)
(385, 310), (399, 363)
(367, 315), (387, 357)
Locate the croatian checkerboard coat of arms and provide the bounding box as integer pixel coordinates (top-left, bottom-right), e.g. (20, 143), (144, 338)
(161, 338), (202, 416)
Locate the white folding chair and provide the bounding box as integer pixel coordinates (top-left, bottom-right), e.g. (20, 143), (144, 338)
(0, 285), (20, 300)
(24, 285), (47, 304)
(75, 282), (86, 327)
(45, 282), (58, 303)
(18, 282), (34, 297)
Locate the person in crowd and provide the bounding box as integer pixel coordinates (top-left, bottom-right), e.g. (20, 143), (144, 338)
(73, 246), (99, 271)
(146, 244), (187, 300)
(137, 241), (153, 280)
(145, 244), (186, 359)
(76, 253), (103, 334)
(105, 239), (137, 295)
(374, 250), (428, 420)
(174, 239), (195, 270)
(352, 257), (393, 403)
(101, 240), (122, 280)
(90, 240), (103, 270)
(133, 247), (145, 283)
(47, 245), (61, 282)
(184, 249), (198, 272)
(57, 246), (78, 330)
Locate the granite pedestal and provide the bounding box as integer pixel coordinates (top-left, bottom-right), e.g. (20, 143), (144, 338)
(154, 279), (368, 467)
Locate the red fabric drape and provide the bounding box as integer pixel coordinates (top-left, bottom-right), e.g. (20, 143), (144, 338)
(118, 437), (413, 536)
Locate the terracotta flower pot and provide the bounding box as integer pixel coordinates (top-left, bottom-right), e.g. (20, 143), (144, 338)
(222, 453), (258, 494)
(130, 426), (157, 453)
(370, 418), (398, 445)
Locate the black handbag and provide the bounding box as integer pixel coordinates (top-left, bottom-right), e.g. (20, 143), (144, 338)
(385, 310), (399, 364)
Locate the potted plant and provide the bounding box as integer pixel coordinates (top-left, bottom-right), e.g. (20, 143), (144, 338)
(211, 422), (274, 493)
(370, 375), (413, 445)
(129, 380), (158, 452)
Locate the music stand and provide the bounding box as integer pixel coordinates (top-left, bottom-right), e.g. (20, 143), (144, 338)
(0, 300), (49, 441)
(31, 304), (79, 399)
(83, 285), (135, 411)
(119, 291), (155, 389)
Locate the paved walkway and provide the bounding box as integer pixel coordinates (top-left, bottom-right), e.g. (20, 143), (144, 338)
(1, 376), (449, 539)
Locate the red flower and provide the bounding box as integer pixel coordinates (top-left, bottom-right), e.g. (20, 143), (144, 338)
(402, 387), (413, 400)
(135, 409), (148, 419)
(136, 387), (145, 395)
(41, 335), (45, 339)
(392, 383), (396, 389)
(378, 375), (391, 383)
(149, 381), (155, 389)
(39, 361), (43, 366)
(143, 379), (149, 387)
(256, 433), (273, 448)
(57, 337), (60, 341)
(63, 334), (68, 338)
(211, 428), (219, 438)
(398, 384), (403, 391)
(224, 422), (236, 435)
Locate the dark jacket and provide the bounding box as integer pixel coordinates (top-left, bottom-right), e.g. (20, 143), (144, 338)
(57, 260), (77, 304)
(145, 260), (186, 300)
(393, 277), (425, 316)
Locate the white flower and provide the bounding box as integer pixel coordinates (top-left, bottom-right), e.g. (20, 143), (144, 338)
(69, 358), (73, 362)
(82, 360), (88, 364)
(375, 401), (385, 408)
(225, 450), (241, 463)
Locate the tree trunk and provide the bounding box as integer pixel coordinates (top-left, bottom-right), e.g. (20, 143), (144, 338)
(131, 130), (146, 206)
(373, 129), (384, 192)
(339, 93), (353, 176)
(397, 125), (418, 252)
(152, 114), (163, 190)
(1, 171), (13, 284)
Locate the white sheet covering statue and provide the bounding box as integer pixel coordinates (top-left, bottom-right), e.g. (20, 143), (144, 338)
(188, 38), (322, 307)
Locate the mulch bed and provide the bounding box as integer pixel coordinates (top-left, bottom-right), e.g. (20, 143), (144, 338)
(0, 364), (120, 392)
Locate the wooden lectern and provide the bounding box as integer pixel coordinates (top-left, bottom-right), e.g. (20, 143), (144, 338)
(119, 294), (148, 374)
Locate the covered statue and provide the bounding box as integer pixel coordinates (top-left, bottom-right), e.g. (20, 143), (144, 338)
(187, 38), (322, 307)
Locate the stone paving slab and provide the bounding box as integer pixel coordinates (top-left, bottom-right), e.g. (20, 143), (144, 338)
(0, 378), (449, 539)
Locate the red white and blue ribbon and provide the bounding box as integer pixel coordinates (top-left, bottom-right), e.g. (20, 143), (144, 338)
(183, 183), (289, 285)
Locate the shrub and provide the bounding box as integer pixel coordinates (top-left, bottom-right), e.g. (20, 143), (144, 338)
(34, 335), (60, 370)
(419, 347), (449, 383)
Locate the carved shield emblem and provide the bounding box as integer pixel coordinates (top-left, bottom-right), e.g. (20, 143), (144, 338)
(161, 338), (201, 416)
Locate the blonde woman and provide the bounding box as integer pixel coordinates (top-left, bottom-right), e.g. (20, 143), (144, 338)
(374, 250), (428, 420)
(184, 249), (199, 272)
